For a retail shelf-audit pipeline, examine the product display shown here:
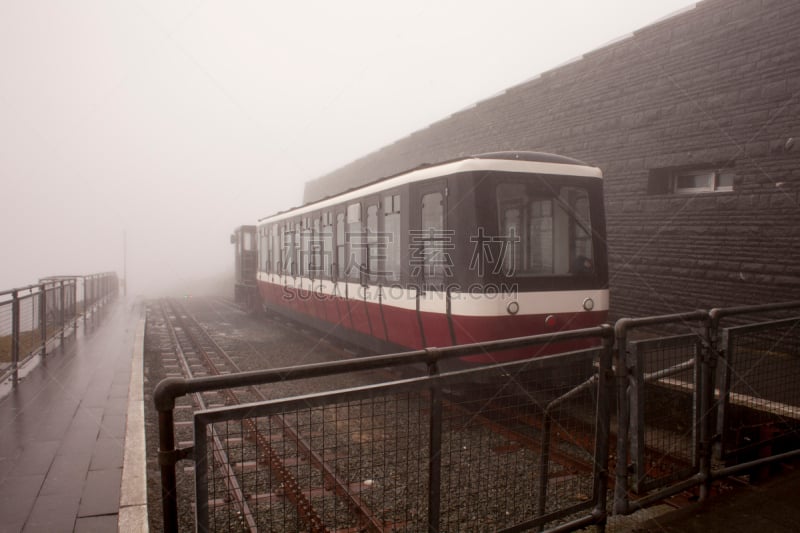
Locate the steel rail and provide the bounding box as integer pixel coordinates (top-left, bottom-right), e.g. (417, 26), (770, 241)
(160, 300), (259, 532)
(171, 298), (388, 532)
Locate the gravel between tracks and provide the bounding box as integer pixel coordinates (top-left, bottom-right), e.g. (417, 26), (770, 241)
(144, 297), (399, 532)
(144, 297), (603, 532)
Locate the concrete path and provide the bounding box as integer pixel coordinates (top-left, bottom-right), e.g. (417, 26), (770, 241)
(0, 299), (144, 533)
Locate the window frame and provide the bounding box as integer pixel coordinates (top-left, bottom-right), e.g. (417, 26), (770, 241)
(648, 165), (735, 195)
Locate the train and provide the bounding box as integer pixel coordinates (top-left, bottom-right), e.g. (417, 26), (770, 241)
(232, 151), (609, 366)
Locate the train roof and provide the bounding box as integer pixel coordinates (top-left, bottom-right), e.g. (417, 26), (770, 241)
(258, 151), (601, 224)
(473, 151), (589, 165)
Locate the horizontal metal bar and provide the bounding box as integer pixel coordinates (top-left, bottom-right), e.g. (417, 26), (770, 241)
(616, 310), (709, 337)
(501, 500), (597, 533)
(710, 301), (800, 327)
(723, 315), (800, 336)
(0, 284), (41, 297)
(711, 447), (800, 480)
(154, 327), (610, 410)
(627, 474), (704, 512)
(194, 349), (599, 424)
(643, 358), (695, 383)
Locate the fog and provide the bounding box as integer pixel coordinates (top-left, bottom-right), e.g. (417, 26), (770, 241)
(0, 1), (695, 296)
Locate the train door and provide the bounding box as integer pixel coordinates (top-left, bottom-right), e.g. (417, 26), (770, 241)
(333, 208), (352, 330)
(411, 179), (453, 348)
(413, 180), (449, 290)
(362, 196), (382, 339)
(379, 188), (412, 349)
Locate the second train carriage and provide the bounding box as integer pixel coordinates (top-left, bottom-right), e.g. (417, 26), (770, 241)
(250, 151), (609, 364)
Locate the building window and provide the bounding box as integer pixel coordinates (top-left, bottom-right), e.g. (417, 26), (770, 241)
(648, 166), (734, 194)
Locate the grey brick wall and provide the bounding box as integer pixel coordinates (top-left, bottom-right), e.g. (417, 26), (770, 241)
(303, 0), (800, 319)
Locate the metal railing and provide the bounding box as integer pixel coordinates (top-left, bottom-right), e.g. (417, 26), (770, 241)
(154, 301), (800, 532)
(0, 272), (119, 387)
(614, 302), (800, 514)
(155, 326), (615, 533)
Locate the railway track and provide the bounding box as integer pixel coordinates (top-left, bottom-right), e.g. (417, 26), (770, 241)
(157, 298), (390, 532)
(208, 297), (616, 479)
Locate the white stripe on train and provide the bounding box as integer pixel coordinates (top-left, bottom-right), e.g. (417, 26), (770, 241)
(258, 273), (609, 316)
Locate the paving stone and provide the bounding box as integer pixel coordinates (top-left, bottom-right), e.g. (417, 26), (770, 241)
(78, 468), (122, 518)
(89, 438), (124, 471)
(97, 414), (126, 440)
(74, 514), (118, 533)
(23, 491), (81, 533)
(0, 474), (44, 527)
(9, 440), (59, 477)
(39, 452), (92, 496)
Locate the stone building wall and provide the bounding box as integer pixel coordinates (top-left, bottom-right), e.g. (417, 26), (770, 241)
(304, 0), (800, 318)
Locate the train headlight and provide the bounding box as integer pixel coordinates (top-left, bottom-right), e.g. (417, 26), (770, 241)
(583, 297), (595, 311)
(544, 314), (557, 329)
(506, 301), (520, 315)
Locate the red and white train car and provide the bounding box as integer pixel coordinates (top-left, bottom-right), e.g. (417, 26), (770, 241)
(248, 152), (609, 365)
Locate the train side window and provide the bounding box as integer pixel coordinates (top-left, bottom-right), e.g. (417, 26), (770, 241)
(266, 226), (272, 272)
(310, 217), (321, 278)
(321, 212), (333, 279)
(346, 202), (363, 281)
(272, 225), (281, 274)
(295, 223), (303, 276)
(302, 220), (313, 278)
(366, 203), (379, 283)
(336, 212), (345, 281)
(420, 192), (446, 286)
(282, 223), (294, 275)
(383, 194), (401, 282)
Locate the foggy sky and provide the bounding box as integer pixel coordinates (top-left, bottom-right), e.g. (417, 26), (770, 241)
(0, 1), (695, 296)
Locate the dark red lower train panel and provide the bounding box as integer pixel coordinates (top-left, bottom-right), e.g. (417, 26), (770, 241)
(258, 280), (607, 364)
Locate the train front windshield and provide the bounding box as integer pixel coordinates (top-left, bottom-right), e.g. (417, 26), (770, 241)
(496, 182), (594, 276)
(475, 173), (606, 290)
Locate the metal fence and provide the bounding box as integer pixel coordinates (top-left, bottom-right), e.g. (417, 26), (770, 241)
(0, 272), (119, 387)
(615, 302), (800, 514)
(627, 334), (700, 494)
(154, 302), (800, 532)
(156, 327), (615, 533)
(715, 315), (800, 469)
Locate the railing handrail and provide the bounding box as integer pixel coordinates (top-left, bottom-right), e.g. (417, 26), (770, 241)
(153, 324), (612, 410)
(1, 272), (119, 388)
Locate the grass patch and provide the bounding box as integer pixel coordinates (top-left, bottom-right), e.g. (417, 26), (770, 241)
(0, 329), (45, 363)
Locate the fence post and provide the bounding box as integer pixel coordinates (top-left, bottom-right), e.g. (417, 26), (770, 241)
(59, 280), (65, 341)
(593, 325), (616, 526)
(93, 276), (98, 322)
(426, 352), (442, 533)
(159, 409), (179, 533)
(613, 319), (632, 515)
(11, 290), (20, 388)
(154, 378), (187, 533)
(40, 283), (47, 357)
(71, 280), (77, 332)
(698, 313), (715, 501)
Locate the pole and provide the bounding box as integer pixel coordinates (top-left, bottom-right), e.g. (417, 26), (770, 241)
(11, 290), (20, 388)
(123, 231), (128, 297)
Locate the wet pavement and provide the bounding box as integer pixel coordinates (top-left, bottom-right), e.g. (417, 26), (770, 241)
(0, 300), (143, 533)
(629, 466), (800, 532)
